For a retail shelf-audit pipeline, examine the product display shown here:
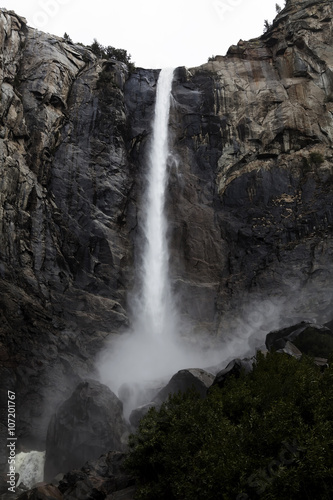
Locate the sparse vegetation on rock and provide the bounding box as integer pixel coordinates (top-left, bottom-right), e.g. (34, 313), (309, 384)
(89, 38), (135, 71)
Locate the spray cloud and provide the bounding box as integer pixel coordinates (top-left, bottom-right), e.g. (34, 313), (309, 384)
(97, 68), (285, 417)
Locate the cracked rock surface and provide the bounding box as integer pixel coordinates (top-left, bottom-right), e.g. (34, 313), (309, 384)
(0, 0), (333, 468)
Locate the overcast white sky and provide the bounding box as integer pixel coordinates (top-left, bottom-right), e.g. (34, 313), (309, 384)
(4, 0), (282, 69)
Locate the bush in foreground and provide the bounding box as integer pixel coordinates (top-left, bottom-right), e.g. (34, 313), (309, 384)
(126, 352), (333, 499)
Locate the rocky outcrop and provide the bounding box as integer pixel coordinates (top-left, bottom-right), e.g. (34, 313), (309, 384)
(127, 369), (214, 428)
(266, 320), (333, 358)
(213, 358), (255, 388)
(1, 0), (333, 468)
(44, 380), (129, 482)
(167, 0), (333, 335)
(129, 402), (158, 429)
(153, 368), (215, 404)
(0, 9), (136, 467)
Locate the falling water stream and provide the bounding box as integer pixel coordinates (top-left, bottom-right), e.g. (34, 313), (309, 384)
(136, 67), (176, 341)
(99, 68), (188, 413)
(99, 68), (225, 416)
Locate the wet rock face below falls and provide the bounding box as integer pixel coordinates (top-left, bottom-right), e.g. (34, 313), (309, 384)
(0, 0), (333, 466)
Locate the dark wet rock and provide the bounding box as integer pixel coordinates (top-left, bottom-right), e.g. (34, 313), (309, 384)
(266, 321), (333, 358)
(44, 381), (129, 482)
(129, 402), (159, 428)
(153, 368), (215, 405)
(129, 369), (215, 427)
(58, 452), (135, 500)
(276, 340), (302, 359)
(17, 484), (63, 500)
(266, 321), (312, 350)
(213, 358), (255, 388)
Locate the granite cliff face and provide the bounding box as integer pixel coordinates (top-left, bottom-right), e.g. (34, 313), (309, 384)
(0, 0), (333, 467)
(168, 0), (333, 335)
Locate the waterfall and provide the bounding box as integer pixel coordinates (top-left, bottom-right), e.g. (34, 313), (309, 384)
(98, 68), (224, 417)
(99, 68), (185, 411)
(136, 67), (176, 341)
(16, 451), (45, 489)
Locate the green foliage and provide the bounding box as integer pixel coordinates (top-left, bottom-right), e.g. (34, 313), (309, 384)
(96, 67), (114, 90)
(90, 38), (105, 58)
(309, 151), (325, 167)
(126, 353), (333, 499)
(264, 19), (271, 32)
(301, 151), (325, 173)
(301, 155), (311, 172)
(89, 38), (135, 71)
(63, 32), (72, 43)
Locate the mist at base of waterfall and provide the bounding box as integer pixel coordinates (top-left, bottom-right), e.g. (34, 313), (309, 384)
(97, 68), (284, 419)
(97, 293), (287, 419)
(97, 325), (222, 418)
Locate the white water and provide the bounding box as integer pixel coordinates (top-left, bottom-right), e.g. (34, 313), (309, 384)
(135, 67), (177, 342)
(16, 451), (45, 489)
(99, 68), (185, 412)
(98, 68), (247, 416)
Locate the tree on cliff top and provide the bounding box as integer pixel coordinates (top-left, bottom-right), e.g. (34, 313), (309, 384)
(89, 38), (135, 71)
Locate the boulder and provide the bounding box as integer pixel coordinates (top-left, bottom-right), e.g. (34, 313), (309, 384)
(58, 451), (135, 499)
(153, 368), (214, 405)
(17, 484), (63, 500)
(276, 340), (302, 359)
(44, 380), (129, 482)
(129, 402), (159, 428)
(266, 322), (333, 358)
(213, 358), (254, 388)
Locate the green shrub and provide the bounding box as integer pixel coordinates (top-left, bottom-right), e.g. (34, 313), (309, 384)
(89, 38), (135, 72)
(309, 151), (325, 167)
(96, 68), (114, 89)
(63, 32), (72, 43)
(126, 353), (333, 499)
(301, 155), (311, 172)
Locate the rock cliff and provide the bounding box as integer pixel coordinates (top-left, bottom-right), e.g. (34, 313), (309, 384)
(0, 0), (333, 469)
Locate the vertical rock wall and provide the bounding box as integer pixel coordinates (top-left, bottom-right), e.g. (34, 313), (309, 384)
(0, 0), (333, 465)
